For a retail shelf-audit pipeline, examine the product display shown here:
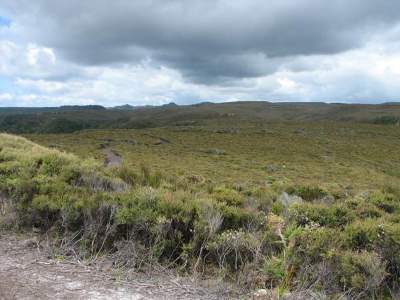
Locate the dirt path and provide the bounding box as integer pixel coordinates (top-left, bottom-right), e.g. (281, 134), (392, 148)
(0, 233), (232, 300)
(103, 148), (123, 168)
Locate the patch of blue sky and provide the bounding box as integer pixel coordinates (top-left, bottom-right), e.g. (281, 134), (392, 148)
(0, 76), (14, 93)
(0, 15), (11, 27)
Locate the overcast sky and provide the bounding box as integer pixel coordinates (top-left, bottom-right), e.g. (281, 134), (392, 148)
(1, 1), (400, 107)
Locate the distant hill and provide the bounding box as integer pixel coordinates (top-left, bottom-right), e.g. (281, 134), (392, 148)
(113, 104), (137, 110)
(59, 105), (106, 111)
(113, 102), (178, 110)
(161, 102), (179, 108)
(1, 101), (400, 133)
(0, 105), (105, 115)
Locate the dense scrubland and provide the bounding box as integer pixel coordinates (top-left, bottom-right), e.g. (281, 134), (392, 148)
(1, 101), (400, 134)
(1, 102), (400, 299)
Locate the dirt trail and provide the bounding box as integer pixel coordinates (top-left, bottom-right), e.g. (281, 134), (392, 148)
(0, 234), (230, 300)
(103, 148), (123, 168)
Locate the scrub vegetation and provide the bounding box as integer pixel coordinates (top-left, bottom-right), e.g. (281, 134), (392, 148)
(1, 102), (400, 299)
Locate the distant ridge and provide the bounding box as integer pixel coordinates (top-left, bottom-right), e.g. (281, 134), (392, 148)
(380, 102), (400, 105)
(59, 105), (106, 111)
(2, 101), (400, 134)
(161, 102), (179, 108)
(113, 102), (179, 110)
(193, 101), (215, 106)
(113, 104), (137, 110)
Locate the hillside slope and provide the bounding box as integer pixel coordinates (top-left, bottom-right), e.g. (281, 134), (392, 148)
(1, 134), (400, 298)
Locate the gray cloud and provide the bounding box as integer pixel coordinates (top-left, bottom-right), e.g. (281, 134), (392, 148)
(3, 0), (400, 83)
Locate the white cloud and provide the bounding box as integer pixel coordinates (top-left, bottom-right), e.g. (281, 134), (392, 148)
(16, 78), (65, 93)
(26, 44), (55, 66)
(3, 42), (400, 106)
(1, 1), (400, 106)
(0, 93), (13, 101)
(0, 40), (18, 74)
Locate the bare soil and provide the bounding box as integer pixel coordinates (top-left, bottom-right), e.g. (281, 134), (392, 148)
(103, 148), (123, 168)
(0, 233), (235, 300)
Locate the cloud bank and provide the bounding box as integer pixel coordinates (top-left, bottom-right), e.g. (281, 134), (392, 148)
(1, 0), (400, 106)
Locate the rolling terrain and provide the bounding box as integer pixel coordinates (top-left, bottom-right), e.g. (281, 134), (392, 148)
(27, 118), (400, 192)
(1, 101), (400, 134)
(1, 102), (400, 299)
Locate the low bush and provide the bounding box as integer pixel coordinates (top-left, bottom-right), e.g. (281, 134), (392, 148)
(286, 185), (328, 202)
(289, 227), (389, 297)
(344, 198), (383, 219)
(338, 250), (387, 296)
(243, 186), (277, 212)
(212, 186), (244, 206)
(289, 202), (355, 227)
(367, 191), (400, 214)
(207, 230), (263, 271)
(343, 219), (381, 250)
(290, 227), (341, 265)
(263, 256), (286, 287)
(218, 204), (265, 231)
(344, 220), (400, 287)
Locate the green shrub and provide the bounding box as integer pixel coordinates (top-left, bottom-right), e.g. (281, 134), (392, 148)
(218, 204), (265, 231)
(271, 200), (285, 216)
(207, 230), (262, 270)
(287, 185), (328, 202)
(40, 154), (67, 176)
(7, 177), (38, 204)
(262, 228), (285, 256)
(116, 187), (161, 226)
(344, 219), (381, 250)
(244, 186), (277, 212)
(344, 198), (383, 219)
(337, 251), (387, 295)
(263, 256), (286, 287)
(368, 191), (400, 214)
(32, 194), (60, 212)
(344, 220), (400, 286)
(289, 203), (355, 228)
(288, 226), (392, 296)
(116, 165), (139, 186)
(290, 227), (341, 265)
(191, 199), (223, 257)
(212, 186), (244, 206)
(139, 165), (163, 188)
(377, 223), (400, 285)
(286, 229), (342, 293)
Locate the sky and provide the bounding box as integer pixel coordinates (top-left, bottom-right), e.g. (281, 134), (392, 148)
(1, 1), (400, 107)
